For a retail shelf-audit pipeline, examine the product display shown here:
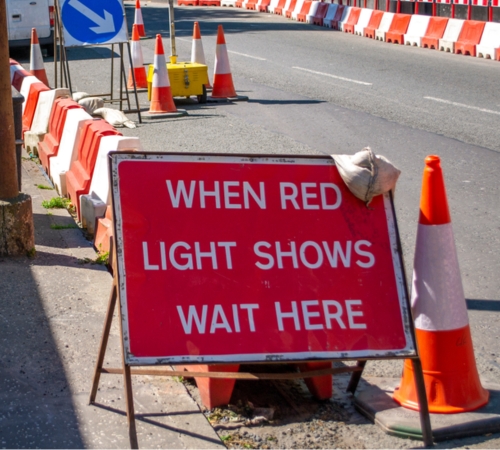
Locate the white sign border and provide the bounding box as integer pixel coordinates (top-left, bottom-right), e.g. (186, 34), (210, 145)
(110, 153), (416, 366)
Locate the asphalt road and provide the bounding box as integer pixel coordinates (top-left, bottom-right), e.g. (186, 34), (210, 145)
(9, 3), (500, 446)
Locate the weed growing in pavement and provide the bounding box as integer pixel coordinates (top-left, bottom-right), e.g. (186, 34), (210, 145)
(37, 184), (53, 190)
(220, 435), (232, 442)
(27, 247), (36, 258)
(42, 197), (71, 209)
(50, 223), (78, 230)
(78, 251), (109, 266)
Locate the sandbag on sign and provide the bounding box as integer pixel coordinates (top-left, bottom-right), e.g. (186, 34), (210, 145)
(332, 147), (401, 205)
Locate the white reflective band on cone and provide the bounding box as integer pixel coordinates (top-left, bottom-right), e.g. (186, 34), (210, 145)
(411, 223), (469, 331)
(153, 54), (169, 88)
(131, 41), (144, 67)
(215, 44), (231, 74)
(192, 42), (206, 65)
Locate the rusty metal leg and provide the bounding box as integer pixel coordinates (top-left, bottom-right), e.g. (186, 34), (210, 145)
(89, 282), (117, 404)
(346, 360), (366, 395)
(118, 291), (138, 449)
(411, 358), (434, 447)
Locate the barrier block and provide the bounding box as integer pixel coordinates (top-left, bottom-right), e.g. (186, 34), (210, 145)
(475, 22), (500, 59)
(439, 18), (465, 52)
(284, 0), (298, 18)
(421, 17), (448, 49)
(245, 0), (258, 8)
(199, 0), (221, 5)
(297, 361), (333, 399)
(174, 365), (241, 409)
(268, 0), (282, 12)
(363, 10), (384, 38)
(21, 82), (50, 138)
(342, 7), (362, 33)
(221, 0), (236, 5)
(39, 98), (82, 174)
(333, 5), (351, 31)
(178, 0), (199, 5)
(297, 0), (312, 21)
(24, 88), (70, 156)
(375, 12), (396, 42)
(257, 0), (271, 11)
(322, 3), (339, 28)
(273, 0), (288, 14)
(385, 13), (412, 44)
(49, 109), (93, 196)
(404, 14), (431, 46)
(292, 0), (307, 19)
(19, 76), (40, 113)
(11, 65), (30, 87)
(354, 8), (373, 36)
(310, 2), (330, 25)
(66, 120), (121, 221)
(94, 206), (113, 255)
(454, 20), (485, 56)
(80, 136), (143, 234)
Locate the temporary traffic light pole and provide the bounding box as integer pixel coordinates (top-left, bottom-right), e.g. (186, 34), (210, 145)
(89, 152), (433, 449)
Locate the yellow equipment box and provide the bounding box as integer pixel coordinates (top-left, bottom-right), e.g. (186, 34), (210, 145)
(147, 61), (209, 103)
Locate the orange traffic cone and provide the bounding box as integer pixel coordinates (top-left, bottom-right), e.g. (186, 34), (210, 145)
(211, 25), (237, 99)
(127, 24), (148, 90)
(149, 34), (176, 113)
(393, 155), (489, 414)
(191, 22), (211, 88)
(134, 0), (146, 37)
(30, 28), (49, 87)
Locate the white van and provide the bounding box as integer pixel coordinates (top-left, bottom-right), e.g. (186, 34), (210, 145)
(7, 0), (54, 55)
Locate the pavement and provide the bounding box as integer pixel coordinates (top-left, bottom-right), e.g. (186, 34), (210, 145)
(0, 150), (225, 449)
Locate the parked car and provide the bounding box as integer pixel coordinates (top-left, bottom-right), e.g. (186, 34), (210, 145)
(7, 0), (54, 56)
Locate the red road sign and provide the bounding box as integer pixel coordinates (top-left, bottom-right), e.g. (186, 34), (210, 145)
(110, 153), (415, 365)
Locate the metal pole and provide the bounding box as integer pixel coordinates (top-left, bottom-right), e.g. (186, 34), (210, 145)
(168, 0), (177, 63)
(0, 0), (19, 199)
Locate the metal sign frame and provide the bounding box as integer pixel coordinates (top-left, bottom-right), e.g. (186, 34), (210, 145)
(89, 152), (433, 449)
(52, 0), (141, 122)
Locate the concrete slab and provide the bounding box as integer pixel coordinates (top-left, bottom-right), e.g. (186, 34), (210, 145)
(354, 377), (500, 442)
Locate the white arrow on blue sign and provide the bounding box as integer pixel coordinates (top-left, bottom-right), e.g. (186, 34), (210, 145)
(61, 0), (128, 47)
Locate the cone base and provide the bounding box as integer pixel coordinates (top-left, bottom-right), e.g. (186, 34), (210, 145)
(142, 109), (188, 120)
(393, 327), (489, 414)
(354, 377), (500, 442)
(211, 73), (237, 98)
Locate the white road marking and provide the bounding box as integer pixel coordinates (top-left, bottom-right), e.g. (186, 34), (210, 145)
(292, 66), (372, 86)
(424, 96), (500, 116)
(228, 50), (267, 61)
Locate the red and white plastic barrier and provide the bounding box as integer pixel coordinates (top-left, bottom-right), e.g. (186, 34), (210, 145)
(354, 8), (374, 35)
(476, 21), (500, 59)
(49, 109), (93, 196)
(404, 15), (432, 46)
(439, 18), (465, 52)
(375, 12), (395, 41)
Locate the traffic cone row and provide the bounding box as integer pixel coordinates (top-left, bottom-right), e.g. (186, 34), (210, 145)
(30, 28), (49, 87)
(127, 24), (148, 90)
(393, 155), (489, 414)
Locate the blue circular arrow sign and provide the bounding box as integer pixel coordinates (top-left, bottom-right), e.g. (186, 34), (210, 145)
(61, 0), (126, 46)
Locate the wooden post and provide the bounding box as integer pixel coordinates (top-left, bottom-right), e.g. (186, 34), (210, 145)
(0, 0), (19, 200)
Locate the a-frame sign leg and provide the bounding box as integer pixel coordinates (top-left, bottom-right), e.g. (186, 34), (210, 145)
(89, 280), (117, 404)
(88, 278), (139, 448)
(118, 296), (139, 449)
(412, 358), (434, 447)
